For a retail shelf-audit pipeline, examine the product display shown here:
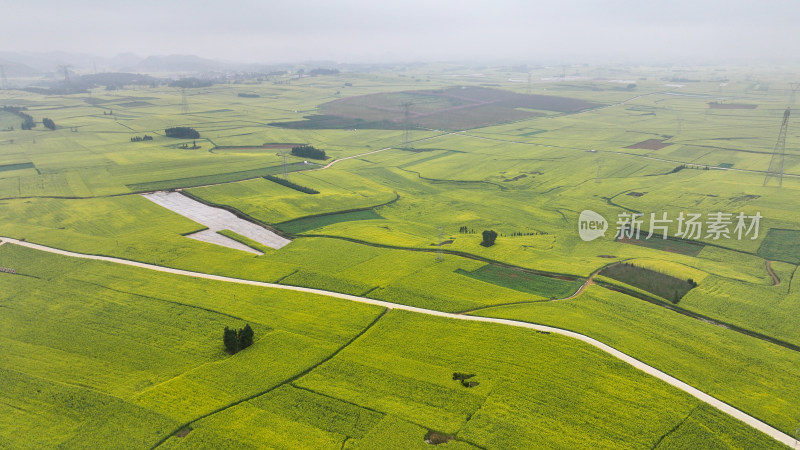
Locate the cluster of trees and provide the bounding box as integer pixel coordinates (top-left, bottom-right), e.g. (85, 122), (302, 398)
(42, 118), (56, 130)
(481, 230), (498, 247)
(130, 135), (154, 142)
(178, 141), (200, 149)
(453, 372), (479, 388)
(458, 226), (476, 234)
(223, 324), (254, 354)
(237, 93), (260, 98)
(165, 127), (200, 139)
(264, 175), (319, 194)
(291, 145), (326, 160)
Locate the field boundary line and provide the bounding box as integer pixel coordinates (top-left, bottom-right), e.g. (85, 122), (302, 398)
(318, 131), (457, 169)
(149, 309), (387, 448)
(0, 237), (795, 448)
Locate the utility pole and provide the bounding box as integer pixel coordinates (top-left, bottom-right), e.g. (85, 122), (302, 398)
(402, 102), (413, 150)
(181, 88), (189, 113)
(436, 226), (445, 262)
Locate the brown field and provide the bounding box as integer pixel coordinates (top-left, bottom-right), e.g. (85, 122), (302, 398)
(271, 87), (602, 130)
(625, 139), (673, 150)
(708, 102), (758, 109)
(214, 143), (304, 150)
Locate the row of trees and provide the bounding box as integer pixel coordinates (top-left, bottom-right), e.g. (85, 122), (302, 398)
(291, 145), (326, 160)
(223, 324), (254, 354)
(6, 107), (35, 130)
(130, 135), (154, 142)
(263, 175), (319, 194)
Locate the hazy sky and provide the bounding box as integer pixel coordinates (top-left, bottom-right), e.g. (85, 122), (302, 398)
(2, 0), (798, 63)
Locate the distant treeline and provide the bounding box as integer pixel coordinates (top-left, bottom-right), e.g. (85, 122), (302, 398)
(291, 145), (326, 160)
(237, 93), (260, 98)
(264, 175), (319, 194)
(309, 68), (340, 76)
(169, 78), (213, 88)
(165, 127), (200, 139)
(3, 106), (35, 130)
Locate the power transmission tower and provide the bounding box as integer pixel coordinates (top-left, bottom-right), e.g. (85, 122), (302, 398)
(526, 72), (532, 95)
(277, 151), (289, 179)
(436, 226), (445, 262)
(595, 157), (603, 183)
(0, 65), (7, 89)
(763, 107), (791, 187)
(57, 65), (71, 86)
(401, 102), (413, 149)
(790, 83), (800, 105)
(181, 88), (189, 113)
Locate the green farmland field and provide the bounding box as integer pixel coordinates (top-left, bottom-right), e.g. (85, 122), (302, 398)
(2, 64), (800, 448)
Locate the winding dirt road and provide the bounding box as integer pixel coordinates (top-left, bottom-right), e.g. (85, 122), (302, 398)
(0, 236), (795, 448)
(766, 260), (781, 286)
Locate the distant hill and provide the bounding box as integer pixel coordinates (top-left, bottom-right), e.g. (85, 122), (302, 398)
(0, 59), (38, 77)
(78, 72), (159, 87)
(136, 54), (220, 72)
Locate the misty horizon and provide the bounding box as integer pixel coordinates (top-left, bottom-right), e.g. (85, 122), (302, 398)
(2, 0), (799, 66)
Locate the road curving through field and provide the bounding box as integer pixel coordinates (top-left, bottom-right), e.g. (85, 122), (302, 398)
(0, 236), (795, 448)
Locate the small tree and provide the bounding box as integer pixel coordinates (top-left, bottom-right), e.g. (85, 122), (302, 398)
(223, 324), (255, 354)
(240, 324), (254, 349)
(481, 230), (498, 247)
(42, 118), (56, 130)
(223, 327), (239, 354)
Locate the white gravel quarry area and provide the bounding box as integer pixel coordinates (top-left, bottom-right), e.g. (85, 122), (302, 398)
(184, 229), (263, 255)
(142, 191), (291, 252)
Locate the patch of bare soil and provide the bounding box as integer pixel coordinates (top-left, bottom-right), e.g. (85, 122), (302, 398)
(625, 139), (672, 150)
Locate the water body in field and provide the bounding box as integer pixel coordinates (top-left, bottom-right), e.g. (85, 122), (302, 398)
(143, 191), (291, 254)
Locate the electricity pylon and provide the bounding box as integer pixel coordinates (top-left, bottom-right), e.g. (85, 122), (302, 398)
(763, 107), (790, 187)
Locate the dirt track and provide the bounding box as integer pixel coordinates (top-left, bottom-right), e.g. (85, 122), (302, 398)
(766, 260), (780, 286)
(0, 236), (795, 448)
